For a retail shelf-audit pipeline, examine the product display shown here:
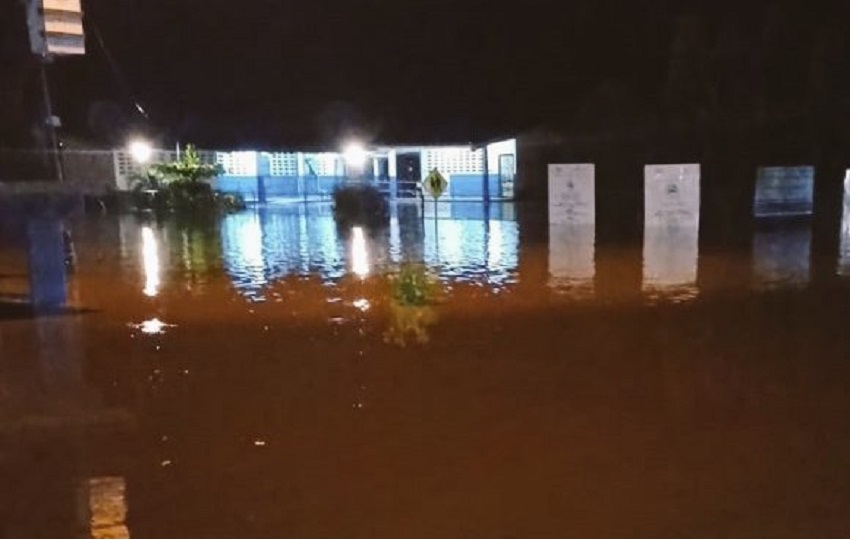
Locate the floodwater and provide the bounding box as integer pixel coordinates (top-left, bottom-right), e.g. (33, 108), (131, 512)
(2, 201), (850, 537)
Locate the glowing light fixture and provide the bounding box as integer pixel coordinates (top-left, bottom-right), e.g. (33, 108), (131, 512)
(129, 139), (153, 163)
(141, 226), (160, 297)
(343, 141), (367, 168)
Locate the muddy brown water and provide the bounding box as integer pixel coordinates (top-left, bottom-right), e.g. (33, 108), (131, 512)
(1, 202), (849, 537)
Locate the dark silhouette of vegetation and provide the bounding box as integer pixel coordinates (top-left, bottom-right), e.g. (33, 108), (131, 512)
(332, 184), (389, 229)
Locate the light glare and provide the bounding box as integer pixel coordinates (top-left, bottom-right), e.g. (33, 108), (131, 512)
(343, 142), (367, 168)
(129, 140), (153, 163)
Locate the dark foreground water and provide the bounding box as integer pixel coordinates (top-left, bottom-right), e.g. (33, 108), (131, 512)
(2, 202), (850, 537)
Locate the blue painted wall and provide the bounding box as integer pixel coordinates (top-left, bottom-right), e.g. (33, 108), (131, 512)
(263, 176), (299, 198)
(215, 175), (345, 202)
(449, 174), (503, 199)
(216, 174), (507, 202)
(214, 176), (260, 202)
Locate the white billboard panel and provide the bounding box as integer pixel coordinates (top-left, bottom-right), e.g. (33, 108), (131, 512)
(839, 171), (850, 276)
(644, 164), (700, 228)
(548, 164), (595, 226)
(754, 166), (814, 218)
(643, 164), (701, 298)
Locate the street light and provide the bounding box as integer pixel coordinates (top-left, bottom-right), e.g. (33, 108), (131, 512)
(129, 139), (153, 163)
(343, 141), (367, 169)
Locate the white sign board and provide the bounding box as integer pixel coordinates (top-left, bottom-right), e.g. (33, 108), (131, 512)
(754, 166), (814, 218)
(643, 164), (701, 294)
(548, 164), (595, 225)
(839, 171), (850, 276)
(549, 224), (595, 295)
(644, 164), (701, 228)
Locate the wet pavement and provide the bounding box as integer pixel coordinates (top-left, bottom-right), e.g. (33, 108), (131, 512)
(1, 201), (850, 537)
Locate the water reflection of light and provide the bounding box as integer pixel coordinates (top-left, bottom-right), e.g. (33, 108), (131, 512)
(218, 203), (519, 291)
(241, 215), (264, 269)
(420, 205), (519, 286)
(130, 317), (174, 335)
(221, 213), (266, 293)
(488, 220), (503, 267)
(88, 476), (129, 539)
(353, 298), (371, 312)
(351, 227), (370, 278)
(141, 226), (160, 297)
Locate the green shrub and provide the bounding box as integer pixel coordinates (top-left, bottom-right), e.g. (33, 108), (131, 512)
(130, 144), (244, 214)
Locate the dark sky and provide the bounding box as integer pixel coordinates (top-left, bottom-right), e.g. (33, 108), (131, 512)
(1, 0), (847, 148)
(37, 0), (682, 146)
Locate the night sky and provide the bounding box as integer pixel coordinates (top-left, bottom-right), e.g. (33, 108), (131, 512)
(0, 1), (847, 148)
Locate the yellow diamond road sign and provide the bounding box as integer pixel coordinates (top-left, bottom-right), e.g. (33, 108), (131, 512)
(424, 169), (448, 200)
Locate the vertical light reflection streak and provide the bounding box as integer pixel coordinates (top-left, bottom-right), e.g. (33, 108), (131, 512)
(141, 226), (160, 297)
(351, 226), (370, 278)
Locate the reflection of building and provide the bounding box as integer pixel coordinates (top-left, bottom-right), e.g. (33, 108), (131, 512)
(752, 225), (812, 289)
(420, 203), (519, 287)
(643, 226), (699, 292)
(548, 224), (595, 296)
(219, 202), (520, 295)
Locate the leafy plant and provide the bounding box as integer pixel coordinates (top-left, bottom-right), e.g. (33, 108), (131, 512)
(130, 144), (244, 214)
(383, 264), (442, 346)
(390, 263), (439, 307)
(149, 144), (224, 185)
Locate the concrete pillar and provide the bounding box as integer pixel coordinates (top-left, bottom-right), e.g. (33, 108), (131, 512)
(482, 145), (490, 202)
(256, 153), (271, 204)
(388, 150), (398, 200)
(296, 153), (307, 201)
(27, 218), (67, 313)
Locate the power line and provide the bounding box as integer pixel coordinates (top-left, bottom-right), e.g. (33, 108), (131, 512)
(85, 12), (150, 122)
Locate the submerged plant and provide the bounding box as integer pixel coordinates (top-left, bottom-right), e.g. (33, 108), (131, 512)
(391, 263), (439, 307)
(383, 263), (442, 347)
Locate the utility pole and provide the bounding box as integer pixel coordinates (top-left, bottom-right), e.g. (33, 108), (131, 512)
(38, 54), (64, 182)
(24, 0), (86, 182)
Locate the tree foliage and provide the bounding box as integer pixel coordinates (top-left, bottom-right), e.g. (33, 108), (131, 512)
(149, 144), (224, 184)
